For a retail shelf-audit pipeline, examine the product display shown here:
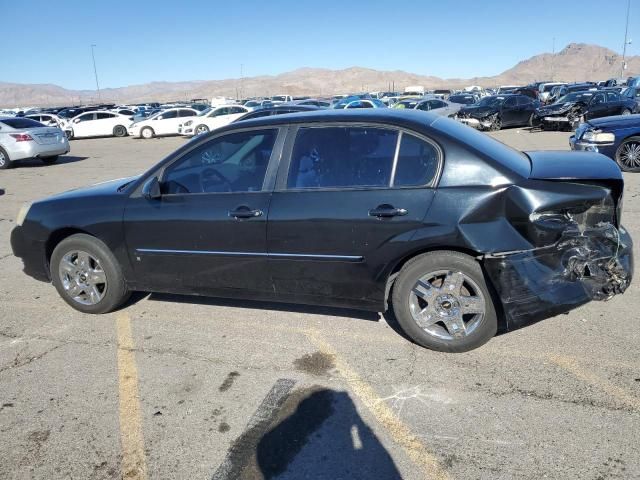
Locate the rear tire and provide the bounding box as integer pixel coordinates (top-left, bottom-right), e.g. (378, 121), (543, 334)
(41, 155), (59, 165)
(391, 251), (498, 352)
(113, 125), (127, 137)
(51, 234), (130, 314)
(0, 147), (12, 169)
(141, 127), (154, 139)
(621, 109), (632, 116)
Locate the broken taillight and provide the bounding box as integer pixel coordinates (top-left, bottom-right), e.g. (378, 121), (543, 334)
(9, 133), (34, 142)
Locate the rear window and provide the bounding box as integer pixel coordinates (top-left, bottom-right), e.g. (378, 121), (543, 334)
(0, 118), (44, 129)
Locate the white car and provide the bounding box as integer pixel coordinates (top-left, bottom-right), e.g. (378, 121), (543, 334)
(63, 111), (133, 139)
(177, 105), (251, 137)
(25, 113), (66, 129)
(128, 108), (198, 139)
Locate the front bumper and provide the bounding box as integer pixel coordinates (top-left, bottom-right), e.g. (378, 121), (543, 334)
(7, 140), (70, 161)
(457, 117), (494, 130)
(484, 224), (633, 330)
(10, 225), (50, 282)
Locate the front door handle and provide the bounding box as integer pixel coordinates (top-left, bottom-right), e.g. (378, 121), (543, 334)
(368, 205), (408, 218)
(228, 207), (263, 219)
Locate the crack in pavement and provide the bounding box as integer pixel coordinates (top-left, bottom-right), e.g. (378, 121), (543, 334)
(0, 344), (63, 373)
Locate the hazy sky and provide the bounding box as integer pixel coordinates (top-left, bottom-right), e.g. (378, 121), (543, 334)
(2, 0), (637, 90)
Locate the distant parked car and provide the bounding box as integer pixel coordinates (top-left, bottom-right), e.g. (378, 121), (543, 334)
(177, 105), (250, 137)
(233, 105), (320, 122)
(289, 99), (332, 108)
(534, 90), (638, 131)
(393, 98), (461, 117)
(448, 94), (478, 105)
(128, 108), (198, 139)
(456, 94), (540, 130)
(0, 117), (69, 169)
(622, 87), (640, 105)
(570, 114), (640, 171)
(333, 97), (386, 109)
(63, 111), (133, 139)
(25, 113), (66, 129)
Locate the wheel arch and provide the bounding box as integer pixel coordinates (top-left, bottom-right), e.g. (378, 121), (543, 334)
(45, 227), (93, 274)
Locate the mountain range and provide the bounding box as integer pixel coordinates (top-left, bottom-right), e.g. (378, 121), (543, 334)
(1, 43), (638, 107)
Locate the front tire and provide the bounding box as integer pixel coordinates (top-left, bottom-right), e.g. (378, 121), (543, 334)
(113, 125), (128, 137)
(621, 109), (632, 116)
(0, 147), (12, 169)
(141, 127), (154, 139)
(51, 234), (130, 314)
(391, 251), (498, 352)
(41, 155), (59, 165)
(615, 136), (640, 172)
(195, 124), (209, 135)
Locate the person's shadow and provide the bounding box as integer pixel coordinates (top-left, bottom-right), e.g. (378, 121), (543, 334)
(215, 387), (402, 479)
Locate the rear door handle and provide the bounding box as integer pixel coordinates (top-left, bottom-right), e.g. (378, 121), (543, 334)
(228, 208), (263, 219)
(368, 205), (408, 218)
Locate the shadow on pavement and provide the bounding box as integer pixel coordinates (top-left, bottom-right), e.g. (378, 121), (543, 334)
(213, 386), (402, 480)
(14, 156), (89, 168)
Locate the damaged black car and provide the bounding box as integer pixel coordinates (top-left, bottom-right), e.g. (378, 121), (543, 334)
(10, 110), (633, 352)
(456, 94), (539, 131)
(534, 90), (638, 131)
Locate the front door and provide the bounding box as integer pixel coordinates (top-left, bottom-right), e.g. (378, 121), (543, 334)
(123, 127), (282, 295)
(72, 113), (97, 137)
(266, 125), (438, 308)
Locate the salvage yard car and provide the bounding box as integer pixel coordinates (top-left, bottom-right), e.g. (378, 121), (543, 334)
(570, 114), (640, 171)
(534, 90), (638, 131)
(62, 111), (133, 139)
(177, 105), (250, 137)
(0, 117), (70, 169)
(456, 94), (539, 130)
(128, 107), (199, 138)
(10, 110), (633, 352)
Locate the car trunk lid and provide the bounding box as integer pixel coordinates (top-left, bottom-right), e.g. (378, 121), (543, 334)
(29, 127), (65, 145)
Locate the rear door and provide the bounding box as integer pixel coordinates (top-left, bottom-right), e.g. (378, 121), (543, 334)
(123, 127), (283, 294)
(500, 96), (519, 125)
(586, 92), (608, 120)
(266, 124), (440, 308)
(606, 91), (622, 116)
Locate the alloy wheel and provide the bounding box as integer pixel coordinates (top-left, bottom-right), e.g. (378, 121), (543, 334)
(0, 151), (6, 167)
(195, 125), (209, 135)
(58, 250), (107, 305)
(408, 270), (486, 340)
(619, 141), (640, 169)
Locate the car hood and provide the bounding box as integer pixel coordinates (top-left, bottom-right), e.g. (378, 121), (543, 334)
(458, 105), (497, 118)
(525, 151), (621, 181)
(536, 102), (578, 115)
(587, 113), (640, 130)
(39, 175), (141, 203)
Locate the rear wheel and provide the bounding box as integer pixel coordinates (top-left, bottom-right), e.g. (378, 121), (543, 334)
(615, 136), (640, 171)
(391, 251), (498, 352)
(490, 115), (502, 131)
(621, 109), (632, 116)
(41, 155), (58, 165)
(141, 127), (154, 139)
(113, 125), (127, 137)
(51, 234), (130, 314)
(0, 147), (12, 169)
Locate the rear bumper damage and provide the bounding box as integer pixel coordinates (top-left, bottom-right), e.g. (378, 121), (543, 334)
(484, 223), (633, 330)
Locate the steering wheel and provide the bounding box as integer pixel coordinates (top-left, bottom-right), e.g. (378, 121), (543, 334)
(200, 167), (232, 192)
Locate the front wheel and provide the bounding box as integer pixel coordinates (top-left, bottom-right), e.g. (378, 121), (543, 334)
(615, 136), (640, 172)
(490, 115), (502, 131)
(141, 127), (154, 139)
(51, 234), (130, 314)
(391, 251), (498, 352)
(41, 155), (58, 165)
(195, 124), (209, 135)
(0, 147), (12, 169)
(113, 125), (128, 137)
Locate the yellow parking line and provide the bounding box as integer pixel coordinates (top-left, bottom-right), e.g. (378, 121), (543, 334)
(549, 354), (640, 411)
(304, 329), (452, 480)
(116, 313), (148, 480)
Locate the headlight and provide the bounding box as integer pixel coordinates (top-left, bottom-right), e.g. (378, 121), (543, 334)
(16, 203), (32, 226)
(582, 130), (615, 143)
(184, 120), (193, 126)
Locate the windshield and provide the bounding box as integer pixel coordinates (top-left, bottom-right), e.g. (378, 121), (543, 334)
(197, 107), (213, 116)
(477, 96), (504, 107)
(542, 84), (561, 92)
(449, 95), (475, 104)
(395, 100), (418, 109)
(556, 92), (594, 104)
(1, 118), (45, 129)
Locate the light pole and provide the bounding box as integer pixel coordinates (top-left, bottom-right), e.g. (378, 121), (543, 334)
(621, 0), (632, 78)
(91, 44), (101, 102)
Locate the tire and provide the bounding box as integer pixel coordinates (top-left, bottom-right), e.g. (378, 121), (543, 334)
(113, 125), (128, 137)
(391, 251), (498, 352)
(621, 109), (632, 116)
(194, 124), (209, 135)
(66, 130), (74, 140)
(615, 136), (640, 172)
(41, 155), (58, 165)
(491, 115), (502, 131)
(0, 147), (12, 169)
(51, 234), (130, 314)
(527, 113), (535, 128)
(141, 127), (154, 139)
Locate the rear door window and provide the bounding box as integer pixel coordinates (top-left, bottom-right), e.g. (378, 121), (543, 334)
(97, 112), (115, 119)
(393, 134), (439, 187)
(287, 127), (398, 189)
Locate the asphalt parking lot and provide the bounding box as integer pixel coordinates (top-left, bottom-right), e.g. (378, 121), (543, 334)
(1, 129), (639, 480)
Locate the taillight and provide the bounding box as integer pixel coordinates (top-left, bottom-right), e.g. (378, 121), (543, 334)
(9, 133), (34, 142)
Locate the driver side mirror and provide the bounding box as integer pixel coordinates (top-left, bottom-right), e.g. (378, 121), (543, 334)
(142, 176), (162, 200)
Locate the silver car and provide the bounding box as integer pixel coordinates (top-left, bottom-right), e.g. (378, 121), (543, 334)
(0, 117), (70, 169)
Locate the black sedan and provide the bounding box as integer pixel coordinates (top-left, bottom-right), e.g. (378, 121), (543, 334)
(11, 110), (633, 352)
(534, 90), (638, 131)
(456, 94), (540, 130)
